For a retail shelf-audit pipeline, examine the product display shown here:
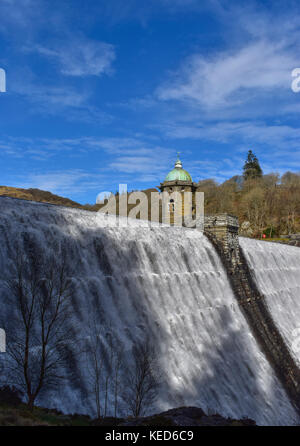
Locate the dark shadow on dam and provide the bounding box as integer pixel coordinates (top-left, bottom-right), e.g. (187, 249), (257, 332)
(181, 304), (283, 423)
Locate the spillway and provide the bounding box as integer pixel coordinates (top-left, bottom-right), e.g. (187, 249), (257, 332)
(0, 197), (299, 425)
(240, 238), (300, 366)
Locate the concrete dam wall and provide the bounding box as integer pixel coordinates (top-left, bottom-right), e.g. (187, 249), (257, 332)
(0, 197), (300, 425)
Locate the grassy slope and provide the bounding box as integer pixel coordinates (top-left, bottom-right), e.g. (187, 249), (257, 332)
(0, 402), (256, 426)
(0, 403), (91, 426)
(0, 186), (158, 215)
(0, 186), (86, 209)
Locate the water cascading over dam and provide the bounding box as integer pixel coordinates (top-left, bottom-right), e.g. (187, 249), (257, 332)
(240, 238), (300, 366)
(0, 197), (300, 425)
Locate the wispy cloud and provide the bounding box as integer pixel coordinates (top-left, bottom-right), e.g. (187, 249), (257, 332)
(0, 136), (176, 182)
(9, 73), (113, 124)
(108, 152), (170, 176)
(28, 37), (115, 77)
(88, 0), (210, 26)
(0, 136), (102, 160)
(82, 137), (175, 180)
(153, 119), (300, 179)
(0, 0), (43, 33)
(9, 170), (108, 198)
(159, 121), (300, 149)
(157, 40), (296, 111)
(14, 80), (88, 107)
(152, 1), (300, 125)
(16, 170), (93, 193)
(0, 1), (116, 124)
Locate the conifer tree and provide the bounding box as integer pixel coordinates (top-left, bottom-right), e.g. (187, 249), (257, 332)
(243, 150), (263, 180)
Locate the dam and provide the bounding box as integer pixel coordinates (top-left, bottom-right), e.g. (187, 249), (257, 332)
(0, 196), (300, 425)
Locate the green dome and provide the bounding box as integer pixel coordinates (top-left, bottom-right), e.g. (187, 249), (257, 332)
(164, 157), (192, 182)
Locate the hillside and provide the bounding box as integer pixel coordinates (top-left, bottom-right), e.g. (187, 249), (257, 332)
(0, 186), (85, 209)
(0, 186), (159, 215)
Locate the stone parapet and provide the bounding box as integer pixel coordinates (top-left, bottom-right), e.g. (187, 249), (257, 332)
(204, 214), (240, 267)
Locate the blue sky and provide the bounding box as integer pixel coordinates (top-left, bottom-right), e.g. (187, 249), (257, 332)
(1, 0), (300, 203)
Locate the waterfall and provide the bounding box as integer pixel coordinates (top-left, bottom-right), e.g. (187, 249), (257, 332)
(240, 237), (300, 366)
(0, 197), (299, 425)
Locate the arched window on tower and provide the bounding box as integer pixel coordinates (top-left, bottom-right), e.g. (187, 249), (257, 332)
(169, 199), (175, 212)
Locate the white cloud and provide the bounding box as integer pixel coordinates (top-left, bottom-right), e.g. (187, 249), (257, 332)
(15, 82), (88, 107)
(158, 119), (300, 179)
(10, 74), (113, 124)
(0, 136), (176, 182)
(0, 0), (42, 32)
(109, 154), (167, 175)
(157, 40), (296, 109)
(160, 120), (300, 149)
(151, 2), (300, 127)
(31, 38), (115, 77)
(14, 170), (103, 195)
(0, 1), (115, 78)
(0, 136), (102, 159)
(88, 137), (143, 152)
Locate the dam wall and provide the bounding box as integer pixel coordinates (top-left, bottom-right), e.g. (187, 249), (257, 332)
(205, 228), (300, 413)
(0, 197), (299, 425)
(240, 238), (300, 367)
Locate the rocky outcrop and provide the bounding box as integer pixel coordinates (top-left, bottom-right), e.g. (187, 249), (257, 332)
(108, 407), (256, 426)
(286, 234), (300, 247)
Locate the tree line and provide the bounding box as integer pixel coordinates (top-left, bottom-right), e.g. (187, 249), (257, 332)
(200, 150), (300, 237)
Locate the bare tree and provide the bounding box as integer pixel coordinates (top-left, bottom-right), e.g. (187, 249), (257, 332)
(103, 330), (114, 417)
(1, 249), (74, 411)
(85, 317), (103, 419)
(123, 340), (160, 417)
(85, 320), (123, 419)
(113, 347), (123, 418)
(241, 187), (268, 237)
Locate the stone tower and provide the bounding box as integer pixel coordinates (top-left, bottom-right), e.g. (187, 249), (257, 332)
(158, 156), (239, 246)
(158, 154), (197, 225)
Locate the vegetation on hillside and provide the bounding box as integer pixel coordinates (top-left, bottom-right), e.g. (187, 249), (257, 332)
(0, 186), (85, 208)
(200, 171), (300, 238)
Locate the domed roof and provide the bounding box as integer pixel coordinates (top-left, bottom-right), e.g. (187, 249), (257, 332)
(164, 156), (192, 182)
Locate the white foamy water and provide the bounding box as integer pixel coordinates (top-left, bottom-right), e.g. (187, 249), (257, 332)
(240, 237), (300, 366)
(0, 198), (299, 425)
